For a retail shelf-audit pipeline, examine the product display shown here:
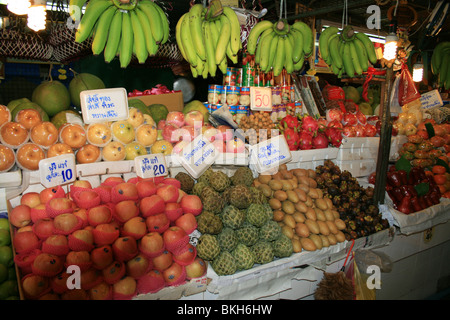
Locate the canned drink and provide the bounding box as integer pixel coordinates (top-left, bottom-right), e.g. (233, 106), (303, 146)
(236, 68), (243, 87)
(208, 85), (222, 104)
(229, 105), (238, 115)
(281, 85), (291, 103)
(294, 101), (303, 115)
(239, 87), (251, 106)
(290, 85), (296, 102)
(225, 85), (240, 106)
(223, 67), (238, 86)
(204, 103), (214, 113)
(255, 67), (265, 87)
(242, 64), (255, 87)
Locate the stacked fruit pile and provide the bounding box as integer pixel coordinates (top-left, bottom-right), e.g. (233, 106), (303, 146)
(431, 41), (450, 90)
(0, 217), (19, 300)
(175, 2), (241, 78)
(181, 167), (293, 276)
(8, 176), (207, 300)
(319, 25), (377, 77)
(255, 165), (347, 252)
(315, 160), (390, 240)
(246, 19), (314, 76)
(73, 0), (169, 68)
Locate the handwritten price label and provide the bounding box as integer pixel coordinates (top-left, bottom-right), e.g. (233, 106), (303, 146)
(134, 154), (168, 179)
(80, 87), (129, 124)
(250, 86), (272, 111)
(39, 154), (77, 188)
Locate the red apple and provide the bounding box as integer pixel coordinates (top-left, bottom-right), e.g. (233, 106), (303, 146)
(212, 140), (226, 153)
(126, 254), (151, 279)
(122, 216), (147, 240)
(32, 252), (64, 277)
(145, 213), (170, 234)
(65, 250), (91, 271)
(112, 236), (138, 262)
(13, 230), (40, 253)
(32, 218), (55, 239)
(73, 189), (101, 209)
(20, 192), (41, 208)
(226, 137), (245, 153)
(92, 223), (120, 246)
(216, 125), (233, 141)
(9, 204), (32, 228)
(135, 179), (157, 199)
(162, 261), (185, 286)
(102, 176), (125, 187)
(152, 250), (173, 271)
(110, 182), (139, 203)
(69, 229), (94, 251)
(114, 200), (139, 223)
(185, 257), (207, 279)
(73, 208), (88, 228)
(39, 186), (66, 205)
(46, 197), (74, 217)
(180, 195), (202, 216)
(364, 124), (377, 137)
(163, 226), (188, 254)
(139, 194), (166, 217)
(172, 243), (196, 266)
(90, 245), (114, 270)
(112, 276), (136, 299)
(175, 213), (198, 234)
(164, 202), (183, 222)
(156, 184), (179, 203)
(139, 232), (165, 257)
(166, 111), (185, 127)
(87, 205), (112, 227)
(184, 110), (204, 128)
(53, 213), (81, 234)
(21, 274), (50, 300)
(42, 234), (69, 256)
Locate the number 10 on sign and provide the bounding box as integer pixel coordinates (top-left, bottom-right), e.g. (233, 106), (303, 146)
(250, 86), (272, 111)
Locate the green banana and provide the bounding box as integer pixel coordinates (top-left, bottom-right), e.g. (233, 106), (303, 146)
(342, 42), (355, 77)
(226, 42), (238, 64)
(354, 38), (369, 72)
(290, 28), (304, 64)
(318, 26), (339, 62)
(222, 6), (240, 55)
(214, 17), (222, 33)
(202, 60), (209, 79)
(273, 36), (286, 77)
(349, 41), (362, 75)
(259, 30), (276, 72)
(104, 9), (122, 63)
(273, 19), (290, 36)
(247, 20), (273, 55)
(292, 21), (313, 56)
(218, 55), (228, 74)
(445, 58), (450, 90)
(138, 0), (163, 44)
(91, 5), (117, 56)
(175, 13), (189, 62)
(130, 10), (148, 64)
(331, 63), (341, 75)
(190, 65), (198, 78)
(267, 35), (279, 73)
(180, 13), (198, 67)
(203, 21), (217, 77)
(215, 15), (231, 65)
(136, 7), (158, 56)
(111, 0), (137, 11)
(69, 0), (87, 22)
(328, 34), (342, 69)
(255, 28), (273, 65)
(431, 42), (450, 75)
(119, 11), (133, 68)
(284, 36), (294, 74)
(355, 32), (377, 64)
(209, 20), (219, 50)
(293, 54), (305, 72)
(341, 25), (355, 42)
(188, 4), (205, 61)
(154, 2), (170, 45)
(75, 0), (113, 44)
(439, 54), (448, 88)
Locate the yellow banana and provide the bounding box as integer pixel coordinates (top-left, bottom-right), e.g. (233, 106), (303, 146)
(136, 7), (158, 56)
(154, 2), (170, 45)
(215, 15), (231, 65)
(91, 5), (117, 55)
(104, 9), (122, 63)
(180, 13), (198, 67)
(349, 41), (362, 75)
(188, 4), (205, 60)
(222, 6), (240, 55)
(130, 10), (148, 64)
(75, 0), (113, 43)
(284, 36), (294, 74)
(119, 11), (133, 68)
(354, 38), (369, 72)
(247, 20), (273, 55)
(291, 28), (304, 64)
(175, 13), (189, 62)
(203, 21), (216, 77)
(273, 36), (286, 77)
(138, 0), (163, 44)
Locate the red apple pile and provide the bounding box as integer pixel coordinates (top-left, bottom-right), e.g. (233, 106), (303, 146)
(8, 176), (207, 300)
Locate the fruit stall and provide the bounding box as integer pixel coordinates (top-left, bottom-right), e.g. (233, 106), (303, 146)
(0, 0), (449, 302)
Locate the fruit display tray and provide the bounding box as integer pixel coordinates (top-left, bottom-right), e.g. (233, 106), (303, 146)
(205, 227), (393, 300)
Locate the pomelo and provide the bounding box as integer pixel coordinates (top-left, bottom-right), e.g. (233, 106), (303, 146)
(10, 101), (50, 122)
(0, 218), (9, 231)
(343, 86), (360, 104)
(69, 73), (106, 109)
(128, 99), (151, 115)
(359, 102), (373, 116)
(32, 80), (71, 117)
(183, 100), (209, 123)
(148, 104), (169, 125)
(51, 110), (83, 129)
(0, 246), (13, 267)
(7, 98), (31, 112)
(0, 229), (10, 246)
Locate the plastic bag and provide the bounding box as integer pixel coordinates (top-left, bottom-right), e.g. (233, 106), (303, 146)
(398, 64), (421, 106)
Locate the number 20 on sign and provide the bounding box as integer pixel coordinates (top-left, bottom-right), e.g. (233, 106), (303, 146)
(250, 86), (272, 111)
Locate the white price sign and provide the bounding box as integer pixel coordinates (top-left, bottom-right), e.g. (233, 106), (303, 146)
(250, 135), (292, 173)
(134, 154), (168, 179)
(250, 86), (272, 111)
(39, 154), (77, 188)
(176, 134), (219, 179)
(80, 87), (129, 124)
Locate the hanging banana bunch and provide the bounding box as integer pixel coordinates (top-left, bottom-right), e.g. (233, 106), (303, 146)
(73, 0), (170, 68)
(246, 18), (314, 77)
(175, 0), (241, 78)
(430, 41), (450, 90)
(318, 25), (377, 78)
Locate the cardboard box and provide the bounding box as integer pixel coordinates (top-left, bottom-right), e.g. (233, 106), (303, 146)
(129, 92), (184, 112)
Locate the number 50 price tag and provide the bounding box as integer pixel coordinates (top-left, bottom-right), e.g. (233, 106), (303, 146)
(250, 86), (272, 111)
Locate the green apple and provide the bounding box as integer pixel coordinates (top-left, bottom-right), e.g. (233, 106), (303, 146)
(124, 142), (148, 160)
(111, 120), (135, 145)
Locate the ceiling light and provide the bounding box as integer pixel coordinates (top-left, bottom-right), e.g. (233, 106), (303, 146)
(383, 33), (398, 61)
(7, 0), (31, 15)
(27, 0), (47, 32)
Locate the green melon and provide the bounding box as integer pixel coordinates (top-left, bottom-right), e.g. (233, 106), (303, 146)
(359, 102), (373, 115)
(32, 80), (71, 117)
(7, 98), (31, 112)
(128, 98), (151, 115)
(11, 101), (49, 122)
(148, 104), (169, 125)
(183, 100), (209, 123)
(343, 85), (360, 104)
(51, 110), (83, 129)
(69, 73), (106, 109)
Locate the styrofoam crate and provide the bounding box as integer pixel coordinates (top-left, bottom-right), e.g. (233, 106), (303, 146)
(335, 159), (377, 177)
(339, 137), (380, 149)
(286, 160), (325, 170)
(336, 147), (379, 161)
(0, 168), (22, 188)
(289, 147), (339, 163)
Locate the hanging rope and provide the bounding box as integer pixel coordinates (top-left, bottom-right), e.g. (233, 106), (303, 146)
(341, 0), (348, 29)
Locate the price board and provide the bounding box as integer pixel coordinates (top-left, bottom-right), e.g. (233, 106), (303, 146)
(39, 154), (77, 188)
(134, 153), (168, 179)
(80, 87), (129, 124)
(249, 135), (292, 173)
(176, 134), (219, 179)
(250, 86), (272, 111)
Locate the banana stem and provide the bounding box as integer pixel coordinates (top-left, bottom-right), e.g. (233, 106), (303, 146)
(345, 27), (354, 39)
